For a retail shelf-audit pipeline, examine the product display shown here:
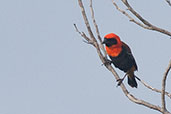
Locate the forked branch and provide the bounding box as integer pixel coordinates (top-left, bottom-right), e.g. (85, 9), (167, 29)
(136, 77), (171, 99)
(112, 0), (171, 37)
(75, 0), (171, 113)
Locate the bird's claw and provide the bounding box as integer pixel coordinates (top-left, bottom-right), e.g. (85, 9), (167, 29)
(102, 58), (112, 66)
(116, 78), (124, 87)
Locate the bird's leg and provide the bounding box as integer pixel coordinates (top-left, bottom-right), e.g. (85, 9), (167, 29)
(116, 73), (127, 86)
(135, 76), (141, 81)
(102, 57), (112, 66)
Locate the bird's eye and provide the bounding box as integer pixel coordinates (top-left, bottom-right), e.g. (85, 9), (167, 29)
(103, 38), (118, 47)
(109, 38), (117, 44)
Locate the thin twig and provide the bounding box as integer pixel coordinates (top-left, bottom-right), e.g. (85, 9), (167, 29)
(89, 0), (107, 57)
(74, 24), (95, 46)
(161, 60), (171, 113)
(78, 0), (97, 42)
(78, 0), (105, 63)
(112, 0), (171, 36)
(78, 0), (106, 64)
(122, 0), (152, 26)
(122, 0), (171, 36)
(112, 1), (152, 30)
(135, 76), (171, 98)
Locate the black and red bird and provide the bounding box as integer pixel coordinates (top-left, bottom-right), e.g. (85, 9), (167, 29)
(103, 33), (138, 88)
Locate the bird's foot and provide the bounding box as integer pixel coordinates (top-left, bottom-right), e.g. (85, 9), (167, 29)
(116, 74), (127, 87)
(116, 78), (124, 87)
(102, 58), (112, 66)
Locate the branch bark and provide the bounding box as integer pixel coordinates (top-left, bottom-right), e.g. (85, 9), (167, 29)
(135, 76), (171, 99)
(112, 0), (171, 37)
(89, 0), (107, 58)
(161, 60), (171, 113)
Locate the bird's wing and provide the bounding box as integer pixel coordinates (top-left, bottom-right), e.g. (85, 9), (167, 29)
(122, 41), (138, 71)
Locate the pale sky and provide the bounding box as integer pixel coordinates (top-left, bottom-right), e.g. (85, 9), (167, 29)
(0, 0), (170, 114)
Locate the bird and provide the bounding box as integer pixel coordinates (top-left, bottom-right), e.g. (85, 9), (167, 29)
(102, 33), (138, 88)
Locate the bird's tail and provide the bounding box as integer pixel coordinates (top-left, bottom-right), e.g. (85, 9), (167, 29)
(127, 72), (138, 88)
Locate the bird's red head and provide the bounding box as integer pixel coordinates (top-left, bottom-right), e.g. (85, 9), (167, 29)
(103, 33), (122, 48)
(104, 33), (120, 40)
(103, 33), (122, 57)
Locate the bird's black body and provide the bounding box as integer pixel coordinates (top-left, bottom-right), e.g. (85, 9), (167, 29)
(108, 42), (138, 88)
(109, 42), (137, 73)
(103, 33), (138, 88)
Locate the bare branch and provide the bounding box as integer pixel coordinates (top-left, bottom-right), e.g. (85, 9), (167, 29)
(135, 76), (171, 98)
(76, 0), (171, 113)
(112, 0), (171, 37)
(77, 0), (107, 65)
(165, 0), (171, 6)
(122, 0), (151, 26)
(78, 0), (97, 43)
(74, 24), (95, 46)
(161, 60), (171, 113)
(77, 0), (106, 63)
(102, 60), (163, 112)
(106, 65), (164, 113)
(89, 0), (101, 43)
(112, 1), (152, 30)
(89, 0), (107, 57)
(122, 0), (171, 36)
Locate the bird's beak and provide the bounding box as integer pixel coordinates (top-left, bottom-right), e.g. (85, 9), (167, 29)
(102, 38), (107, 44)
